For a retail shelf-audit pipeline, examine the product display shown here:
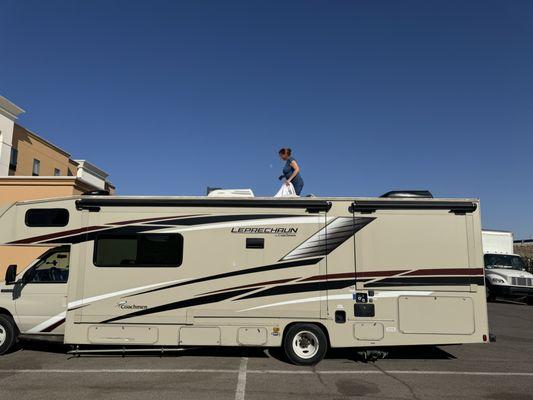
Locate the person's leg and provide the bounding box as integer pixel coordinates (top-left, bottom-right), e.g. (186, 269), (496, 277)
(293, 181), (303, 196)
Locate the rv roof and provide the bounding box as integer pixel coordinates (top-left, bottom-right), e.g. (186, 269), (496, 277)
(0, 195), (479, 219)
(12, 194), (480, 205)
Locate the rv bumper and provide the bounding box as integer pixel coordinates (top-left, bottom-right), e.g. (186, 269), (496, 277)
(492, 285), (533, 298)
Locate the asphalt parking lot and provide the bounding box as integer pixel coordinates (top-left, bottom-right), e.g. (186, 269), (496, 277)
(0, 302), (532, 400)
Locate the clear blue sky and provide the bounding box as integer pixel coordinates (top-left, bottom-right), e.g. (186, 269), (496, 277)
(1, 0), (532, 237)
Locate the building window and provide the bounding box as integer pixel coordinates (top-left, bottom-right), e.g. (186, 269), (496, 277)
(94, 234), (184, 268)
(9, 148), (18, 170)
(54, 168), (61, 176)
(32, 159), (40, 176)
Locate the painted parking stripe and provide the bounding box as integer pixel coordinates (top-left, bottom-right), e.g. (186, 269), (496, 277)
(0, 369), (532, 377)
(235, 357), (248, 400)
(249, 370), (533, 376)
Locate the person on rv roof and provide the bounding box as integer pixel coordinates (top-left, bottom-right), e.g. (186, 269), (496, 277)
(278, 148), (304, 196)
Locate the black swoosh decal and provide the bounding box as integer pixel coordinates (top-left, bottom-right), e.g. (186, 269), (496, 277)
(41, 214), (312, 244)
(103, 287), (255, 323)
(145, 214), (308, 226)
(43, 225), (163, 244)
(280, 217), (375, 261)
(235, 279), (356, 300)
(125, 257), (324, 298)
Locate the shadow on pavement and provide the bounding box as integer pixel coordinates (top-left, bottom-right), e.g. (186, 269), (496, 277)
(15, 340), (455, 362)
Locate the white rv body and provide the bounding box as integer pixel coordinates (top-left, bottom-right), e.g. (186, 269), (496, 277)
(0, 194), (490, 364)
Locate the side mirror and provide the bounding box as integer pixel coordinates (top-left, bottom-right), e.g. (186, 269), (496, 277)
(5, 264), (17, 285)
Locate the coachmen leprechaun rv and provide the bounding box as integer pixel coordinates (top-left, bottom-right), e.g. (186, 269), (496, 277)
(0, 191), (489, 365)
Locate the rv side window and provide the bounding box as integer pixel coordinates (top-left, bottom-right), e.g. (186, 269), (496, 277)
(25, 208), (69, 227)
(94, 234), (183, 267)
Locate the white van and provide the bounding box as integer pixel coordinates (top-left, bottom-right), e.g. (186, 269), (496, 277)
(482, 230), (533, 302)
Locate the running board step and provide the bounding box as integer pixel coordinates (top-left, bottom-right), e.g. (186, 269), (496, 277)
(68, 347), (195, 356)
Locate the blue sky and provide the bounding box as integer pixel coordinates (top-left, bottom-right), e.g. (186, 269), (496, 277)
(1, 0), (532, 237)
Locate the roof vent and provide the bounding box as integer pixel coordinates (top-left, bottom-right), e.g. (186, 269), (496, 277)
(82, 190), (110, 196)
(380, 190), (433, 198)
(207, 188), (255, 198)
(206, 187), (222, 195)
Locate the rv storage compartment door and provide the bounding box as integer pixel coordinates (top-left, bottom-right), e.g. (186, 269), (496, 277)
(398, 296), (475, 335)
(88, 325), (159, 344)
(354, 322), (384, 341)
(237, 327), (268, 345)
(179, 327), (221, 345)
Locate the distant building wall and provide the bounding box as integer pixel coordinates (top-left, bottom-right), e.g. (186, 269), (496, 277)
(514, 240), (533, 271)
(9, 124), (75, 177)
(74, 160), (109, 190)
(0, 96), (24, 176)
(0, 176), (96, 202)
(0, 117), (15, 176)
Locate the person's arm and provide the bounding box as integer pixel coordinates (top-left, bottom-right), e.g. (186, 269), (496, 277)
(285, 160), (300, 185)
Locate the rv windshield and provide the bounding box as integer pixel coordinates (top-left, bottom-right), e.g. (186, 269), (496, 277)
(484, 254), (525, 271)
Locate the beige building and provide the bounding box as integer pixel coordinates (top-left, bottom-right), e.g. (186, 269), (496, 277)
(8, 123), (77, 177)
(0, 94), (116, 277)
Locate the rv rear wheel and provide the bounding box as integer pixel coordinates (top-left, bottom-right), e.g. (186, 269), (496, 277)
(0, 315), (17, 355)
(283, 324), (327, 365)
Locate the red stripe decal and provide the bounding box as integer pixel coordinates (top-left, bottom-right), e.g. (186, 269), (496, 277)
(9, 226), (108, 244)
(301, 268), (483, 283)
(112, 214), (204, 226)
(301, 270), (408, 282)
(9, 214), (205, 244)
(403, 268), (484, 276)
(201, 277), (300, 295)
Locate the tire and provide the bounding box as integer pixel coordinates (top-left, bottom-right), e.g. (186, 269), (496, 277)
(283, 323), (327, 366)
(0, 314), (18, 355)
(486, 283), (495, 302)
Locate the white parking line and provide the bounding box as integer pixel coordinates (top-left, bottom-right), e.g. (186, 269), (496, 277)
(249, 370), (533, 377)
(235, 357), (248, 400)
(0, 369), (236, 374)
(0, 369), (531, 377)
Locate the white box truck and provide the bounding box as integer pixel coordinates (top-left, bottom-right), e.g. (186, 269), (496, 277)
(482, 230), (533, 302)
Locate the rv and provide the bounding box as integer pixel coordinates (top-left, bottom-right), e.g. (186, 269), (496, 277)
(0, 192), (489, 364)
(482, 230), (533, 302)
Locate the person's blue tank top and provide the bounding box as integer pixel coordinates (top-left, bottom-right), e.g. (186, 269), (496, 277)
(283, 157), (304, 186)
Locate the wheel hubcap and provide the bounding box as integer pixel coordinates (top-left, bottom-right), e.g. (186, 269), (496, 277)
(292, 330), (319, 359)
(0, 326), (6, 346)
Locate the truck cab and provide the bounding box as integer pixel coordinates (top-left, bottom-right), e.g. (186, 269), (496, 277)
(482, 230), (533, 302)
(0, 246), (69, 353)
(484, 253), (533, 301)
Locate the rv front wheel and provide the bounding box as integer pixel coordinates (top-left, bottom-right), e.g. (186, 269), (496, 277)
(0, 315), (17, 355)
(486, 284), (495, 302)
(283, 324), (327, 365)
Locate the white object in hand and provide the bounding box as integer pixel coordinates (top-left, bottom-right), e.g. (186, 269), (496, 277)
(275, 180), (298, 197)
